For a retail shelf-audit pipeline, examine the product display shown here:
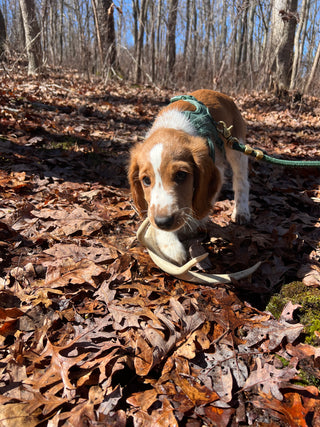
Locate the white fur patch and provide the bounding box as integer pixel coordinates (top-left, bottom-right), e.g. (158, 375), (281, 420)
(149, 143), (174, 213)
(147, 110), (197, 137)
(154, 228), (187, 264)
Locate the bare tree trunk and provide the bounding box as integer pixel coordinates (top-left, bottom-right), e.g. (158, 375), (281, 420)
(183, 0), (190, 63)
(59, 0), (64, 65)
(165, 0), (179, 81)
(48, 0), (57, 64)
(231, 2), (241, 86)
(247, 1), (256, 77)
(73, 0), (87, 73)
(267, 0), (298, 94)
(92, 0), (117, 76)
(19, 0), (42, 75)
(133, 0), (149, 83)
(235, 3), (248, 80)
(149, 2), (156, 81)
(92, 0), (103, 64)
(156, 0), (162, 60)
(258, 1), (271, 82)
(290, 0), (310, 90)
(132, 0), (138, 56)
(39, 0), (49, 65)
(116, 0), (124, 52)
(213, 0), (227, 84)
(190, 0), (197, 81)
(203, 0), (211, 74)
(304, 41), (320, 93)
(0, 7), (6, 60)
(221, 0), (227, 55)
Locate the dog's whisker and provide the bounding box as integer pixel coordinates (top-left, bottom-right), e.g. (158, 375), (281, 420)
(179, 207), (198, 232)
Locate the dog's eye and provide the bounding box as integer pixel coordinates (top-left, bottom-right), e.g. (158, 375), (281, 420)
(174, 171), (188, 184)
(142, 176), (151, 187)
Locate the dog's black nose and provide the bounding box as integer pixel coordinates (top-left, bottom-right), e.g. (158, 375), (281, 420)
(155, 215), (175, 230)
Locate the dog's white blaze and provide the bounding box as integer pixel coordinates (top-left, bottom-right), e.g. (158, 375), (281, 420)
(149, 143), (174, 213)
(147, 110), (197, 137)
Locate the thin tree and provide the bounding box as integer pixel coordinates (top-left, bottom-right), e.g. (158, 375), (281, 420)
(59, 0), (64, 65)
(149, 2), (156, 81)
(304, 41), (320, 93)
(19, 0), (42, 74)
(203, 0), (212, 74)
(183, 0), (190, 63)
(247, 1), (256, 79)
(153, 0), (163, 82)
(165, 0), (179, 81)
(290, 0), (310, 90)
(235, 2), (249, 80)
(47, 0), (58, 64)
(190, 0), (197, 81)
(0, 7), (6, 60)
(133, 0), (149, 83)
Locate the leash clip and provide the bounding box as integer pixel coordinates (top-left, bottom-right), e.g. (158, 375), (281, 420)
(216, 121), (232, 138)
(217, 121), (237, 147)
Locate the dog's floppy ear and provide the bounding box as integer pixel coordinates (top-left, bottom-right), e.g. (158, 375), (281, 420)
(191, 138), (222, 219)
(128, 147), (148, 217)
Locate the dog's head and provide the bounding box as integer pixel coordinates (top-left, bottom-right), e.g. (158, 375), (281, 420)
(128, 128), (221, 231)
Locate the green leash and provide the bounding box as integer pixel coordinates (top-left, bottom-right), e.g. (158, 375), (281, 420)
(170, 95), (320, 168)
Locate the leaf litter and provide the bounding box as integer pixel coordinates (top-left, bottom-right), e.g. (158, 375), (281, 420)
(0, 73), (320, 426)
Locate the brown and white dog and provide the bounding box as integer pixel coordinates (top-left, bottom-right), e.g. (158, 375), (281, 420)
(128, 89), (250, 265)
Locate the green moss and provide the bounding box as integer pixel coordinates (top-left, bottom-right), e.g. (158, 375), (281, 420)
(266, 281), (320, 346)
(297, 369), (320, 389)
(275, 355), (290, 367)
(49, 137), (79, 150)
(305, 319), (320, 344)
(266, 294), (287, 319)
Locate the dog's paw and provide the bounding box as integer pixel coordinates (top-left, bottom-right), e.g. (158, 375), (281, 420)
(231, 208), (250, 225)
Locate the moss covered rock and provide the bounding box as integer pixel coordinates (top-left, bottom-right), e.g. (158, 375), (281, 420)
(266, 281), (320, 345)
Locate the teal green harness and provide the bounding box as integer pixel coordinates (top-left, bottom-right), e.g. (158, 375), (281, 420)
(170, 95), (320, 168)
(170, 95), (224, 162)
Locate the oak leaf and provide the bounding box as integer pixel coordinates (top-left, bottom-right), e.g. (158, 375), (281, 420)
(127, 389), (158, 411)
(172, 372), (219, 406)
(242, 358), (297, 400)
(251, 391), (313, 427)
(134, 335), (154, 376)
(45, 258), (107, 288)
(0, 402), (40, 427)
(44, 243), (118, 264)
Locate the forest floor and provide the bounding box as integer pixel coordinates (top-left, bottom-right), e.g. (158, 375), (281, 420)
(0, 71), (320, 426)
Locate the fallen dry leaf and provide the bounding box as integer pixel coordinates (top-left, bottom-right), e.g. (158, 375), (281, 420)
(242, 358), (298, 400)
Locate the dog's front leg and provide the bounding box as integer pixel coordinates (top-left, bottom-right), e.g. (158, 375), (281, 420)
(226, 147), (250, 224)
